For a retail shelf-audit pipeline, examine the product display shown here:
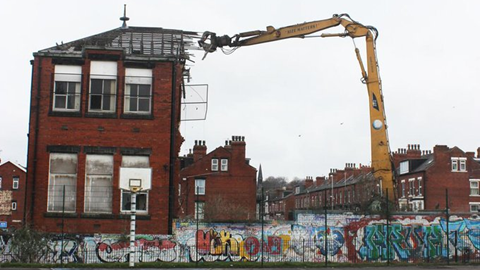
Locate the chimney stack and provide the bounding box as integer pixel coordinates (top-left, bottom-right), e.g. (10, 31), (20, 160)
(316, 176), (325, 186)
(193, 140), (207, 162)
(305, 176), (314, 188)
(230, 135), (246, 161)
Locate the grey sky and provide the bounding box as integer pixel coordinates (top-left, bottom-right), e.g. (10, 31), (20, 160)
(1, 0), (479, 180)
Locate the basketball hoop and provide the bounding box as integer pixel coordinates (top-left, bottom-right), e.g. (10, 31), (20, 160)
(130, 186), (142, 193)
(118, 167), (152, 268)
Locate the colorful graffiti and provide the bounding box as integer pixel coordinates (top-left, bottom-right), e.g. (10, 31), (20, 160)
(0, 214), (479, 264)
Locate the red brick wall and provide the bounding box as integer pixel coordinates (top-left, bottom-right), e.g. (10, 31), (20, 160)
(178, 140), (257, 221)
(394, 145), (480, 213)
(0, 162), (26, 229)
(26, 52), (184, 234)
(425, 146), (480, 212)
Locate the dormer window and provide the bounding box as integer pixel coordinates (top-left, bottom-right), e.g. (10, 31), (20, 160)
(295, 186), (300, 194)
(221, 159), (228, 171)
(400, 161), (409, 174)
(451, 157), (467, 172)
(211, 158), (218, 171)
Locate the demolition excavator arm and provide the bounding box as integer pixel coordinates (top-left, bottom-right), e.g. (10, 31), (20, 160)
(199, 14), (395, 200)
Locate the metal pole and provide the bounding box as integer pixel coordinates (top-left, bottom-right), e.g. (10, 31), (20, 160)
(324, 189), (328, 267)
(331, 175), (334, 210)
(129, 191), (137, 268)
(196, 186), (199, 267)
(446, 189), (449, 265)
(61, 185), (65, 266)
(386, 189), (390, 266)
(261, 187), (264, 268)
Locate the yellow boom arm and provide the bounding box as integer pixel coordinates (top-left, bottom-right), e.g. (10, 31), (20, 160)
(199, 14), (395, 200)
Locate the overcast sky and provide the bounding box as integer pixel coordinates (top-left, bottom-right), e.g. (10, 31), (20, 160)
(1, 0), (479, 180)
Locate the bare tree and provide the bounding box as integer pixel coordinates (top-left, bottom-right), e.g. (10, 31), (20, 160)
(262, 176), (288, 191)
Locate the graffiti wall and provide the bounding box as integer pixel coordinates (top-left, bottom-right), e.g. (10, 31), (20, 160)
(0, 214), (479, 263)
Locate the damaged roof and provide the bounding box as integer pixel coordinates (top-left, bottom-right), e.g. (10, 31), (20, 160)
(35, 26), (200, 61)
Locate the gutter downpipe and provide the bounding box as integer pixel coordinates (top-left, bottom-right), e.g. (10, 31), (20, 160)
(168, 57), (178, 234)
(25, 57), (41, 226)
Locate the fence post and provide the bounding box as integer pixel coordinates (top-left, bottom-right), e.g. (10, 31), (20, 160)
(302, 239), (305, 262)
(446, 189), (449, 265)
(324, 189), (328, 267)
(61, 185), (65, 266)
(386, 189), (390, 266)
(454, 230), (458, 263)
(261, 187), (264, 268)
(196, 186), (199, 267)
(427, 238), (430, 263)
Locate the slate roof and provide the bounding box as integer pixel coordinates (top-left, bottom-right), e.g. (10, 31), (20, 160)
(35, 26), (200, 61)
(297, 172), (374, 195)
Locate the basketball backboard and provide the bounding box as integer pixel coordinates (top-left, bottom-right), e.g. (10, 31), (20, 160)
(119, 167), (152, 192)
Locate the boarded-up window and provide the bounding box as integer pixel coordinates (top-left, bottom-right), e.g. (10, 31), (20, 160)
(85, 155), (113, 213)
(121, 156), (149, 213)
(48, 153), (77, 212)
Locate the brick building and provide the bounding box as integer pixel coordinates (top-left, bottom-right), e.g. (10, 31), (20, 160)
(265, 164), (379, 221)
(26, 23), (198, 234)
(176, 136), (257, 221)
(0, 161), (26, 229)
(265, 187), (293, 220)
(393, 144), (480, 213)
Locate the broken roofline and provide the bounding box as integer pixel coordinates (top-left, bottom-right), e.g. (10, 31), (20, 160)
(35, 26), (201, 60)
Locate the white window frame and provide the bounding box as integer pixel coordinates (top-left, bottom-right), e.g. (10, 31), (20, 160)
(220, 158), (228, 171)
(211, 158), (219, 171)
(469, 202), (480, 213)
(0, 176), (2, 189)
(194, 201), (205, 220)
(84, 154), (113, 213)
(47, 153), (78, 212)
(120, 155), (150, 213)
(459, 158), (467, 172)
(53, 65), (82, 112)
(89, 61), (117, 113)
(11, 201), (17, 211)
(195, 179), (205, 195)
(451, 158), (459, 171)
(408, 178), (415, 196)
(295, 186), (300, 194)
(121, 190), (149, 213)
(400, 161), (409, 174)
(124, 68), (152, 114)
(47, 153), (78, 213)
(399, 200), (408, 211)
(417, 177), (423, 196)
(470, 179), (480, 196)
(401, 180), (406, 198)
(12, 177), (19, 190)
